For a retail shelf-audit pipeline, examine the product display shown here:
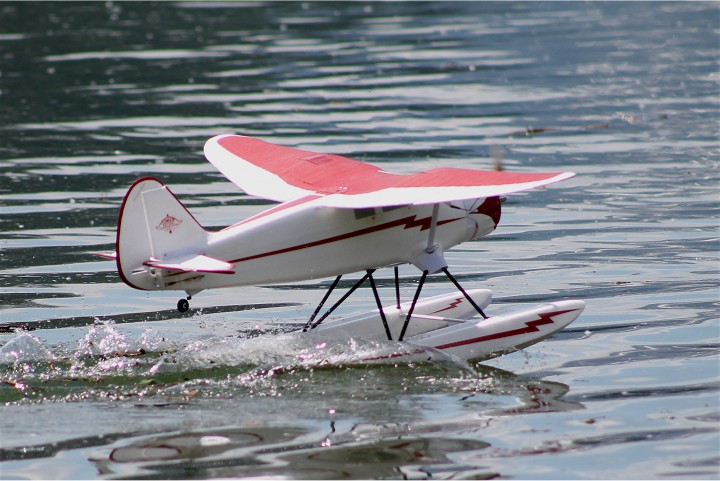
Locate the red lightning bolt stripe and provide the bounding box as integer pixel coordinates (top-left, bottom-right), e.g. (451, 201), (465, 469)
(360, 308), (578, 362)
(430, 297), (464, 314)
(229, 214), (464, 264)
(432, 308), (577, 350)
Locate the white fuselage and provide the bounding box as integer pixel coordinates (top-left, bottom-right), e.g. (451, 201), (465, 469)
(129, 195), (496, 293)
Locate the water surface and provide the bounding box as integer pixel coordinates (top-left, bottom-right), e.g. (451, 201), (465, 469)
(1, 2), (718, 479)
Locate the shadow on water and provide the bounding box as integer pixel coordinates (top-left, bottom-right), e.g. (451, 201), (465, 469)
(90, 425), (500, 480)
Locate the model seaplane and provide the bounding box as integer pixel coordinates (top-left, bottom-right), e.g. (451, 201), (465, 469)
(104, 134), (584, 363)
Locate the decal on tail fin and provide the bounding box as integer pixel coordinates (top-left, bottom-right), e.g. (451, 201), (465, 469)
(116, 177), (214, 290)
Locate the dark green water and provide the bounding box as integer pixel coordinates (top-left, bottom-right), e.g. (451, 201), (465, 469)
(1, 2), (718, 479)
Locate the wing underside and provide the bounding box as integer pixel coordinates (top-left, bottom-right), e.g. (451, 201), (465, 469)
(204, 134), (574, 208)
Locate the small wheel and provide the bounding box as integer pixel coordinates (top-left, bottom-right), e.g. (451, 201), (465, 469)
(177, 298), (190, 312)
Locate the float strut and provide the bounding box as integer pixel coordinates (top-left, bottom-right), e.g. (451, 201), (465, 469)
(367, 270), (393, 341)
(308, 271), (373, 330)
(398, 270), (428, 342)
(441, 267), (488, 319)
(303, 275), (342, 332)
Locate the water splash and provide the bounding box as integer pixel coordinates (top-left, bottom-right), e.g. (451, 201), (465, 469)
(148, 330), (469, 376)
(0, 332), (53, 364)
(75, 320), (132, 358)
(0, 323), (477, 404)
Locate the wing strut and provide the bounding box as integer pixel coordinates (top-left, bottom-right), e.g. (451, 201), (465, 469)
(394, 266), (401, 309)
(426, 204), (440, 253)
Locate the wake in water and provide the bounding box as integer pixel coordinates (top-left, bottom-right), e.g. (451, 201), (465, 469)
(0, 320), (475, 404)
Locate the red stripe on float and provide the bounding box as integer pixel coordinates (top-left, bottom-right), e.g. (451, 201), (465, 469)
(433, 309), (576, 350)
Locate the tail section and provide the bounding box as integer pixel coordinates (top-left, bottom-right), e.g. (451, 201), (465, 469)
(116, 177), (210, 290)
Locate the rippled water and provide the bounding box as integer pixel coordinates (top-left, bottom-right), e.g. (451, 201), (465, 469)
(1, 2), (718, 479)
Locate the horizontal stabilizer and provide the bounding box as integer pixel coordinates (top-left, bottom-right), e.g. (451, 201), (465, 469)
(144, 254), (235, 274)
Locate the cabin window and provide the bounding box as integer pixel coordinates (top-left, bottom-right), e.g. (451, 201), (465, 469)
(353, 208), (376, 219)
(382, 206), (403, 213)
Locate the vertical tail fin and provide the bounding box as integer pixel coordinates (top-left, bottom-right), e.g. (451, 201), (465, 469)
(116, 177), (208, 290)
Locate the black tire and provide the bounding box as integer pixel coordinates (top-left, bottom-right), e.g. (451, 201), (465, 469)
(177, 298), (190, 312)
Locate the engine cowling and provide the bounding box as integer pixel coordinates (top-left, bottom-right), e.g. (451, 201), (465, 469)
(464, 196), (502, 241)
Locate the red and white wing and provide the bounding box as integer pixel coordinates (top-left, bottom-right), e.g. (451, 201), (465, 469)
(204, 134), (574, 208)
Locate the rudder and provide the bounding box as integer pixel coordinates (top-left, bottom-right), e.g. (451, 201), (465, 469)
(116, 177), (208, 290)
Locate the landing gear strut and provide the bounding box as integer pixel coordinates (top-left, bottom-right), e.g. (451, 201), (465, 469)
(303, 266), (487, 340)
